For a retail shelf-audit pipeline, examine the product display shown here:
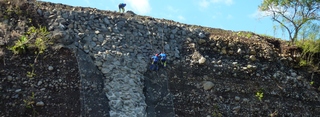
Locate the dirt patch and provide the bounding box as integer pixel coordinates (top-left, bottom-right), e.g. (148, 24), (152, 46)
(0, 47), (81, 117)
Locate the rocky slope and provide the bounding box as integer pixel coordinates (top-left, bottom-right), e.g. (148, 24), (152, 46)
(0, 1), (319, 117)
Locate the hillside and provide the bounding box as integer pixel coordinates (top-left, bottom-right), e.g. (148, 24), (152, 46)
(0, 1), (320, 117)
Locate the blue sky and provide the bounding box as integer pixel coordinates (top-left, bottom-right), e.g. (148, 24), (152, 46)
(41, 0), (288, 40)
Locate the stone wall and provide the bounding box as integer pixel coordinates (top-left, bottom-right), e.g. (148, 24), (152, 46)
(33, 2), (218, 116)
(1, 1), (319, 116)
(34, 1), (189, 117)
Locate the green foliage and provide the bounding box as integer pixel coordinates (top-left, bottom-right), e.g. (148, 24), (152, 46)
(8, 35), (29, 54)
(35, 38), (46, 54)
(299, 22), (320, 40)
(212, 112), (223, 117)
(8, 26), (50, 78)
(259, 0), (320, 44)
(7, 6), (22, 15)
(23, 92), (37, 117)
(1, 0), (40, 28)
(0, 0), (24, 19)
(310, 81), (314, 86)
(299, 59), (308, 67)
(212, 105), (222, 117)
(295, 23), (320, 69)
(23, 92), (35, 109)
(27, 64), (36, 78)
(236, 31), (253, 38)
(27, 71), (36, 78)
(8, 26), (50, 55)
(260, 34), (274, 38)
(255, 90), (264, 101)
(27, 26), (50, 54)
(295, 39), (320, 67)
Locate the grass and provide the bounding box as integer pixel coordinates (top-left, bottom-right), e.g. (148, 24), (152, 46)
(260, 34), (274, 38)
(236, 31), (253, 39)
(295, 39), (320, 70)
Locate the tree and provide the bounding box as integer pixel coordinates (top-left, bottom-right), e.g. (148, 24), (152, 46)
(259, 0), (320, 44)
(300, 22), (320, 41)
(296, 22), (320, 68)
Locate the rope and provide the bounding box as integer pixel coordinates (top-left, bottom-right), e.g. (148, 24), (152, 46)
(146, 20), (175, 116)
(164, 22), (175, 115)
(146, 21), (165, 54)
(161, 23), (165, 53)
(146, 19), (159, 71)
(146, 20), (155, 54)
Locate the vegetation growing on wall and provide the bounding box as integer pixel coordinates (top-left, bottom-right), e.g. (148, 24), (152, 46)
(7, 25), (50, 78)
(8, 26), (50, 54)
(295, 38), (320, 68)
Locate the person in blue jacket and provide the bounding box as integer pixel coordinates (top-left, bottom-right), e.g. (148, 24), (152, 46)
(118, 3), (126, 13)
(150, 54), (159, 71)
(158, 52), (167, 67)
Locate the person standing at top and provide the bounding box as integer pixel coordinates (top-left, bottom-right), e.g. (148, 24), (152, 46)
(118, 3), (126, 13)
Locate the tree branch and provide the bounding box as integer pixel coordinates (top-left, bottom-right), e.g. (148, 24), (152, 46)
(262, 0), (320, 43)
(272, 15), (293, 40)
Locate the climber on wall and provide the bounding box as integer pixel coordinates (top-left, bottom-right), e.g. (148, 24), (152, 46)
(150, 54), (159, 71)
(158, 52), (167, 67)
(118, 3), (126, 13)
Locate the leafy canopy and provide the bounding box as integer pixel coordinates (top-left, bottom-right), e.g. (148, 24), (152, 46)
(259, 0), (320, 44)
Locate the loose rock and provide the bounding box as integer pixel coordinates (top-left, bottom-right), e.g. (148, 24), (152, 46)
(36, 101), (45, 106)
(203, 81), (214, 90)
(48, 66), (54, 71)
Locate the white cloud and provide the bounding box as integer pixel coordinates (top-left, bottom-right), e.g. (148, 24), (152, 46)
(249, 6), (289, 19)
(198, 0), (234, 10)
(250, 9), (269, 19)
(210, 0), (234, 6)
(124, 0), (151, 15)
(212, 15), (217, 19)
(224, 0), (234, 6)
(211, 12), (222, 20)
(227, 14), (233, 19)
(199, 0), (210, 8)
(250, 5), (294, 20)
(178, 15), (186, 21)
(210, 0), (219, 3)
(167, 6), (179, 13)
(84, 0), (90, 5)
